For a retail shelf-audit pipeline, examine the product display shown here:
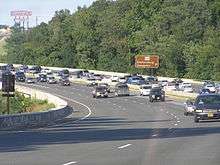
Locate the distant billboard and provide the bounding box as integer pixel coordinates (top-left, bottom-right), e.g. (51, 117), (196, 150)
(135, 55), (159, 68)
(10, 10), (32, 17)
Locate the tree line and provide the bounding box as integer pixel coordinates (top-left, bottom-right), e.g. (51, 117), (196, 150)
(4, 0), (220, 80)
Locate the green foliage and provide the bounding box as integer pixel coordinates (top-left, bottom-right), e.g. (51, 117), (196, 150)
(4, 0), (220, 81)
(0, 92), (54, 115)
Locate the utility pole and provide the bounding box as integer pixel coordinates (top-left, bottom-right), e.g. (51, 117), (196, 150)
(36, 16), (38, 26)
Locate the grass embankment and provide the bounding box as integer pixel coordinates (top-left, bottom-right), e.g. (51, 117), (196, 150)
(0, 92), (55, 115)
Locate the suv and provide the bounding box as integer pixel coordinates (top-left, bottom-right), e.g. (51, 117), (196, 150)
(188, 94), (220, 123)
(92, 86), (108, 98)
(149, 87), (165, 102)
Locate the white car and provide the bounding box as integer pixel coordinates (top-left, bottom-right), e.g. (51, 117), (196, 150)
(160, 80), (168, 87)
(204, 84), (216, 93)
(140, 85), (152, 96)
(164, 83), (177, 91)
(179, 82), (191, 89)
(41, 68), (52, 75)
(111, 76), (119, 82)
(118, 77), (126, 83)
(181, 85), (193, 93)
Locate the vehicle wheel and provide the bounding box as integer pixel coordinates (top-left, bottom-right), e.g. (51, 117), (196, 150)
(184, 112), (188, 116)
(194, 116), (199, 123)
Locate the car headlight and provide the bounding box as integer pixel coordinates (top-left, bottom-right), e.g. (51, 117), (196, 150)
(195, 109), (203, 113)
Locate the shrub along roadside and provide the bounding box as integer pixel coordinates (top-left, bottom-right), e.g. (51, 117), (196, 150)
(0, 91), (55, 115)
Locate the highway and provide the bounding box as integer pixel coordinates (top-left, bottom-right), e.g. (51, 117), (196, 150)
(0, 82), (220, 165)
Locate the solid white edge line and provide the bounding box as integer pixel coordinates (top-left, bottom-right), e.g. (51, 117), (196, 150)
(63, 161), (77, 165)
(55, 94), (92, 121)
(118, 144), (132, 149)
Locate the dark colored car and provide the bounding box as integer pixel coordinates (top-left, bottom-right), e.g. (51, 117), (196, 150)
(15, 71), (26, 82)
(37, 74), (47, 82)
(59, 77), (70, 86)
(98, 83), (111, 93)
(58, 69), (69, 77)
(92, 86), (108, 98)
(149, 87), (165, 102)
(200, 88), (211, 95)
(192, 94), (220, 123)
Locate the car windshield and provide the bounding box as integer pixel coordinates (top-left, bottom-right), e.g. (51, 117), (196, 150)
(195, 95), (220, 107)
(143, 86), (151, 89)
(96, 87), (106, 92)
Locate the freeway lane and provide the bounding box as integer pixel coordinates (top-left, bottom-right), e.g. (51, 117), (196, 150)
(0, 82), (220, 165)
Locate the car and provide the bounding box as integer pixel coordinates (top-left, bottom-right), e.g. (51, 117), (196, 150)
(111, 76), (119, 82)
(118, 77), (126, 83)
(164, 83), (177, 91)
(140, 85), (152, 96)
(216, 83), (220, 94)
(180, 83), (193, 93)
(159, 80), (169, 87)
(92, 86), (108, 98)
(184, 99), (196, 116)
(200, 88), (211, 94)
(149, 87), (165, 102)
(98, 83), (111, 93)
(204, 84), (216, 93)
(87, 81), (98, 87)
(47, 77), (57, 84)
(114, 83), (130, 96)
(41, 68), (52, 75)
(15, 71), (26, 82)
(37, 74), (47, 82)
(26, 77), (35, 83)
(59, 77), (70, 86)
(190, 94), (220, 123)
(127, 76), (145, 85)
(146, 76), (158, 82)
(58, 69), (69, 77)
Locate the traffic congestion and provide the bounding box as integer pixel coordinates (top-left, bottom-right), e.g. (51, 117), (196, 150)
(1, 63), (220, 123)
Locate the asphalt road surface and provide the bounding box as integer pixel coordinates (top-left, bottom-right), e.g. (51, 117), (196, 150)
(0, 82), (220, 165)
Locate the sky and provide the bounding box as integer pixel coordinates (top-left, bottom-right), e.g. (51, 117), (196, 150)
(0, 0), (96, 27)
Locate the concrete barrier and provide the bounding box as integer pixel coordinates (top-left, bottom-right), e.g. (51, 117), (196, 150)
(0, 85), (72, 130)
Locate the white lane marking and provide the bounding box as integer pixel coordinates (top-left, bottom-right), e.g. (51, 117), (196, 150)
(118, 144), (132, 149)
(63, 161), (77, 165)
(177, 120), (181, 123)
(152, 134), (158, 137)
(140, 102), (144, 105)
(174, 123), (178, 126)
(166, 112), (169, 114)
(53, 94), (92, 121)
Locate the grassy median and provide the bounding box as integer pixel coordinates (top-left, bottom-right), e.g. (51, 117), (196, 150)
(0, 92), (55, 115)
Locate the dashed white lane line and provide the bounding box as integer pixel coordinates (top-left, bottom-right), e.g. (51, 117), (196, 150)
(152, 134), (158, 137)
(118, 144), (132, 149)
(174, 123), (178, 126)
(62, 161), (77, 165)
(177, 120), (181, 123)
